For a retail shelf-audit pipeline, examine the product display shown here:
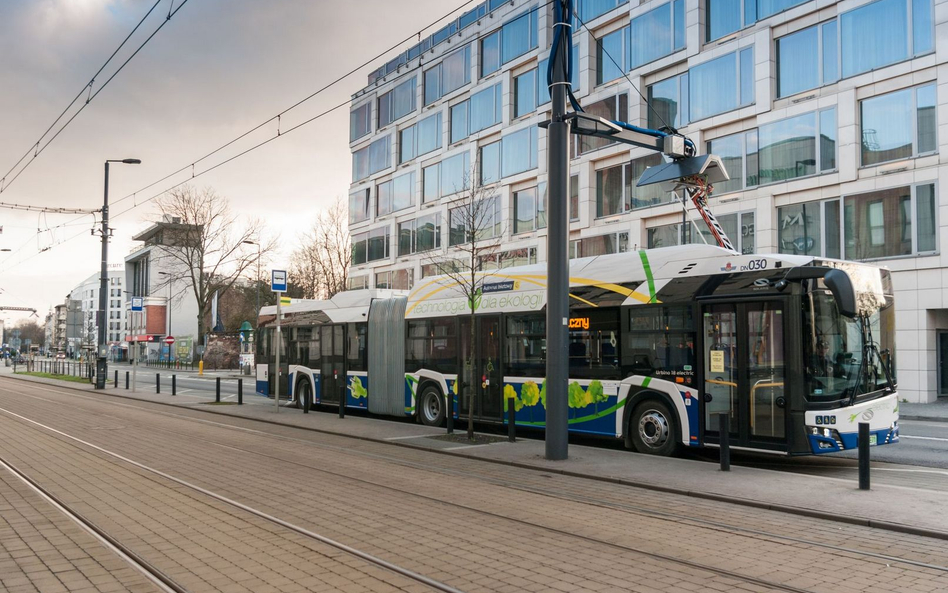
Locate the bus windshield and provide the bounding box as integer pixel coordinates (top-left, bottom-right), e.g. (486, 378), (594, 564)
(802, 289), (896, 403)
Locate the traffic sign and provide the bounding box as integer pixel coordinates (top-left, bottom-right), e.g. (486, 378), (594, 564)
(271, 269), (287, 293)
(164, 336), (176, 345)
(131, 296), (144, 312)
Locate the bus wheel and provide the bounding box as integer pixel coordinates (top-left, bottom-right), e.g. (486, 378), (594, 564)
(419, 385), (445, 426)
(297, 380), (311, 411)
(630, 400), (678, 456)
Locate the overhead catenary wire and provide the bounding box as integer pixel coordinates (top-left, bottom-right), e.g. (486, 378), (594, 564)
(0, 0), (187, 196)
(0, 202), (97, 215)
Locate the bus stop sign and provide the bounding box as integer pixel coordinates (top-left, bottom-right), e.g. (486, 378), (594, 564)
(271, 270), (287, 293)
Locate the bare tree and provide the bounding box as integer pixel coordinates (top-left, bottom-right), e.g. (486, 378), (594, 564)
(426, 174), (502, 440)
(152, 186), (276, 346)
(290, 198), (351, 299)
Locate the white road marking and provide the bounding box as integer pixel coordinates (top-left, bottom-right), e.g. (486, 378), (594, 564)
(443, 444), (491, 450)
(384, 434), (437, 441)
(899, 435), (948, 443)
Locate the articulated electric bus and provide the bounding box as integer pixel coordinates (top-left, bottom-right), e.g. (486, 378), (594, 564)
(256, 244), (898, 456)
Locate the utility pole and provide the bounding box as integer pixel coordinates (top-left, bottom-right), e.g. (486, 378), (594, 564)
(545, 0), (570, 460)
(97, 159), (140, 389)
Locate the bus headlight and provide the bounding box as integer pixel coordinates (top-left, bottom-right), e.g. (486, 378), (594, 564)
(807, 426), (843, 448)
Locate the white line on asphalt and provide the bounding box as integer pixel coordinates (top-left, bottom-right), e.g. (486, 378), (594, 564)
(872, 467), (948, 476)
(443, 444), (490, 450)
(899, 435), (948, 442)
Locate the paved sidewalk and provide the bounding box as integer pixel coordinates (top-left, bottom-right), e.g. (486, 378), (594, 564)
(4, 370), (947, 540)
(901, 397), (948, 422)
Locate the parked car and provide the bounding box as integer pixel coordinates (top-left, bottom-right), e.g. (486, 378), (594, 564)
(56, 352), (66, 359)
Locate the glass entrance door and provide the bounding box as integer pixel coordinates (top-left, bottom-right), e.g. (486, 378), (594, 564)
(459, 315), (503, 421)
(703, 302), (787, 449)
(319, 325), (345, 404)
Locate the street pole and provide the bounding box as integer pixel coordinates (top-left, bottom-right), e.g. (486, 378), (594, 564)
(95, 162), (110, 389)
(256, 245), (261, 321)
(274, 294), (281, 412)
(545, 0), (570, 460)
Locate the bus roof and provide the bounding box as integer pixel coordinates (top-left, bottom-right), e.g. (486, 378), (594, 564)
(259, 289), (408, 325)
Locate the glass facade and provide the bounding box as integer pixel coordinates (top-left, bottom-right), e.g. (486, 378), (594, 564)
(399, 112), (442, 164)
(482, 9), (538, 76)
(352, 136), (391, 182)
(352, 226), (391, 265)
(349, 188), (371, 224)
(707, 0), (808, 41)
(514, 185), (546, 233)
(451, 83), (502, 142)
(377, 171), (415, 217)
(574, 94), (628, 156)
(423, 151), (471, 202)
(449, 196), (502, 246)
(844, 184), (937, 259)
(575, 0), (627, 22)
(398, 213), (442, 256)
(350, 102), (371, 142)
(595, 158), (670, 218)
(570, 232), (630, 258)
(597, 26), (629, 85)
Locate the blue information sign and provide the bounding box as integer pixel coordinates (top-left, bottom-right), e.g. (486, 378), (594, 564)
(271, 269), (287, 293)
(131, 296), (144, 312)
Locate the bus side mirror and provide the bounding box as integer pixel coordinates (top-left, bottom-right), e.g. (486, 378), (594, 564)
(824, 269), (857, 318)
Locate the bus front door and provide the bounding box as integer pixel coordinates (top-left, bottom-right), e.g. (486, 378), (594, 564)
(459, 315), (503, 421)
(702, 302), (787, 451)
(319, 325), (345, 405)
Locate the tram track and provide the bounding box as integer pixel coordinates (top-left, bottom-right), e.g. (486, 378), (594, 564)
(0, 393), (811, 593)
(1, 379), (946, 591)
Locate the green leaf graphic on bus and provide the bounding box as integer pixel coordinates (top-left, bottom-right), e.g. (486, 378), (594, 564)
(468, 287), (483, 312)
(521, 381), (541, 407)
(349, 376), (367, 399)
(568, 380), (607, 408)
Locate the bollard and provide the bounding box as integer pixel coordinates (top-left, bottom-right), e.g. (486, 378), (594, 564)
(216, 377), (221, 403)
(858, 422), (870, 490)
(338, 389), (345, 419)
(507, 396), (516, 442)
(718, 413), (730, 472)
(446, 391), (454, 434)
(172, 375), (176, 396)
(125, 371), (129, 390)
(238, 378), (243, 405)
(156, 373), (161, 394)
(114, 370), (118, 388)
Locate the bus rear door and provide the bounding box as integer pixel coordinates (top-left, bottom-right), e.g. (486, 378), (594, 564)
(702, 301), (788, 451)
(319, 324), (345, 405)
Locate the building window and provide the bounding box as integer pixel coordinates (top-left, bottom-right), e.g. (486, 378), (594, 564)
(514, 184), (547, 234)
(352, 226), (391, 265)
(480, 9), (539, 77)
(595, 154), (670, 216)
(629, 1), (685, 71)
(378, 78), (417, 129)
(707, 0), (808, 42)
(861, 84), (936, 166)
(348, 276), (369, 290)
(450, 83), (502, 142)
(480, 246), (538, 269)
(597, 26), (629, 85)
(424, 45), (471, 105)
(352, 135), (391, 182)
(398, 213), (442, 256)
(718, 211), (756, 254)
(776, 22), (838, 98)
(350, 102), (372, 142)
(690, 49), (754, 123)
(841, 0), (933, 78)
(570, 174), (580, 221)
(516, 46), (581, 117)
(575, 0), (627, 23)
(375, 269), (414, 290)
(646, 222), (714, 248)
(570, 232), (630, 258)
(376, 171), (415, 217)
(844, 184), (937, 259)
(449, 196), (502, 246)
(501, 126), (539, 178)
(574, 94), (628, 156)
(479, 141), (501, 185)
(399, 112), (442, 164)
(423, 152), (471, 202)
(647, 73), (688, 129)
(349, 188), (371, 224)
(777, 199), (839, 258)
(705, 107), (836, 191)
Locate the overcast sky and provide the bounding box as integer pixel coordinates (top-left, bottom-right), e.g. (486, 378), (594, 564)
(0, 0), (456, 326)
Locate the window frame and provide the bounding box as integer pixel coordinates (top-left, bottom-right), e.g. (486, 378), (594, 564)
(423, 45), (472, 106)
(841, 182), (939, 260)
(377, 77), (417, 129)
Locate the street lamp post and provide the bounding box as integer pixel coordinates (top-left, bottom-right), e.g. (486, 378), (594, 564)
(242, 240), (261, 323)
(97, 158), (140, 389)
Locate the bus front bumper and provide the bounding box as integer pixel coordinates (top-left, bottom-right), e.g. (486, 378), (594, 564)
(804, 392), (900, 454)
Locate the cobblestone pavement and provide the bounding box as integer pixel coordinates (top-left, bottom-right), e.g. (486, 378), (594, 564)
(1, 379), (947, 592)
